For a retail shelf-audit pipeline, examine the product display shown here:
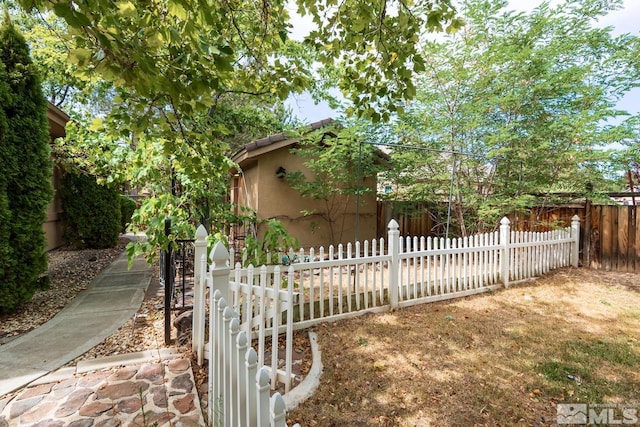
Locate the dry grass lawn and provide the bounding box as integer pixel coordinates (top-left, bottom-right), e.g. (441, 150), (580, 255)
(287, 267), (640, 426)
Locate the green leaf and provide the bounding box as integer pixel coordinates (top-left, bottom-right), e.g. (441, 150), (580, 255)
(116, 1), (137, 17)
(89, 118), (104, 131)
(167, 0), (188, 20)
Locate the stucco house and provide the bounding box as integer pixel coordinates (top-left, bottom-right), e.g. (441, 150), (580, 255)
(230, 119), (382, 250)
(44, 102), (70, 251)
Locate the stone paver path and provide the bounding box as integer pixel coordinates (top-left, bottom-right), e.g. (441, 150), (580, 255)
(0, 358), (204, 426)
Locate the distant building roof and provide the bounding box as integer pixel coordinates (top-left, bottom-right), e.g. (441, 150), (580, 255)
(47, 102), (70, 139)
(231, 117), (391, 171)
(243, 118), (333, 154)
(231, 118), (334, 165)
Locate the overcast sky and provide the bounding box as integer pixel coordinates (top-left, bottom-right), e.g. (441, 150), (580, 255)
(286, 0), (640, 122)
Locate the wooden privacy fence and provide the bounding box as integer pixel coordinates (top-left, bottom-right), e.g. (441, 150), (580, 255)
(585, 205), (640, 272)
(191, 215), (580, 425)
(379, 202), (640, 273)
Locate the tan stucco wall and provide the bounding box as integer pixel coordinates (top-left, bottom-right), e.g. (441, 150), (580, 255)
(238, 145), (378, 249)
(44, 104), (69, 251)
(43, 165), (64, 251)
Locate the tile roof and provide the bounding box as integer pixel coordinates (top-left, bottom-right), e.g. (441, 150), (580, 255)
(243, 118), (334, 152)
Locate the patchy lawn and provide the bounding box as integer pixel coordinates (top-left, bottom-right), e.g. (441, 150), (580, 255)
(287, 268), (640, 426)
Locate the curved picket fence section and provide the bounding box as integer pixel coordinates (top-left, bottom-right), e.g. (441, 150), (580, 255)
(206, 285), (299, 427)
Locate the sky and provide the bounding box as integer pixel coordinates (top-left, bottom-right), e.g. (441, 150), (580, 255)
(285, 0), (640, 123)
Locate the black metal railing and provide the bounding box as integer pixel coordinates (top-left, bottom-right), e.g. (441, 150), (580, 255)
(159, 217), (196, 344)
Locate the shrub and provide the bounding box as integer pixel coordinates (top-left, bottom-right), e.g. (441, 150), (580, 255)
(0, 14), (53, 313)
(243, 219), (299, 266)
(60, 172), (121, 249)
(119, 195), (137, 233)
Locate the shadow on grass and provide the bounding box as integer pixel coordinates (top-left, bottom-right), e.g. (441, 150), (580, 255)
(286, 269), (640, 426)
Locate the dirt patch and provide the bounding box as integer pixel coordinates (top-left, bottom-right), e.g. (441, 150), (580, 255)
(287, 268), (640, 426)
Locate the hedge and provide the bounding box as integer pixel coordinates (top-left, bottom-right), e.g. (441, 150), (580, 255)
(0, 15), (53, 313)
(60, 172), (121, 249)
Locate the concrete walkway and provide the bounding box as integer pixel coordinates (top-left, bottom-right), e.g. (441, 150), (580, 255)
(0, 251), (154, 397)
(0, 241), (207, 426)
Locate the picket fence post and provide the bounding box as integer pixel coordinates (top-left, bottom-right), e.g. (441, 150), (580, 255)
(245, 348), (259, 426)
(388, 219), (400, 309)
(571, 215), (580, 268)
(209, 243), (230, 425)
(193, 225), (208, 361)
(257, 368), (271, 427)
(211, 241), (231, 303)
(500, 217), (511, 288)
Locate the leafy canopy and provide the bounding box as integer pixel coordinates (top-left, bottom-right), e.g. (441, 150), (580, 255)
(16, 0), (462, 261)
(380, 0), (640, 234)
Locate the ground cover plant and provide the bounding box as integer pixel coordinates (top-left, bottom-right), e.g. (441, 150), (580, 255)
(287, 268), (640, 426)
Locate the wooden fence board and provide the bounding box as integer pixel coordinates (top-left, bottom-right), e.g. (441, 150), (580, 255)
(377, 201), (640, 273)
(601, 206), (612, 271)
(612, 206), (620, 271)
(636, 206), (640, 272)
(629, 206), (637, 272)
(590, 206), (601, 270)
(618, 207), (629, 272)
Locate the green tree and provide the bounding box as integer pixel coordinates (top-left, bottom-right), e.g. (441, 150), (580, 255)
(16, 0), (461, 261)
(286, 123), (383, 244)
(0, 1), (118, 119)
(0, 11), (53, 313)
(18, 11), (114, 115)
(383, 0), (640, 234)
(0, 53), (12, 310)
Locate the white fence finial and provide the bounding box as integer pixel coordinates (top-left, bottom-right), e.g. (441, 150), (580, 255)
(270, 393), (287, 427)
(195, 224), (208, 240)
(211, 241), (231, 304)
(211, 241), (229, 266)
(257, 368), (271, 427)
(388, 219), (399, 231)
(571, 215), (581, 267)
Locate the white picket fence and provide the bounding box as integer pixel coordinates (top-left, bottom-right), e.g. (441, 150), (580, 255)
(193, 237), (300, 426)
(191, 215), (580, 425)
(207, 287), (297, 427)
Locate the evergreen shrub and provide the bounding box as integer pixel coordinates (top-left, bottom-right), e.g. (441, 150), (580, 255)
(0, 14), (53, 313)
(60, 172), (121, 249)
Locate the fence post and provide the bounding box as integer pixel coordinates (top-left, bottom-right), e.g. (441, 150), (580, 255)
(388, 219), (400, 309)
(164, 217), (173, 345)
(210, 241), (231, 303)
(571, 215), (581, 268)
(211, 292), (227, 424)
(500, 217), (511, 288)
(193, 224), (208, 359)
